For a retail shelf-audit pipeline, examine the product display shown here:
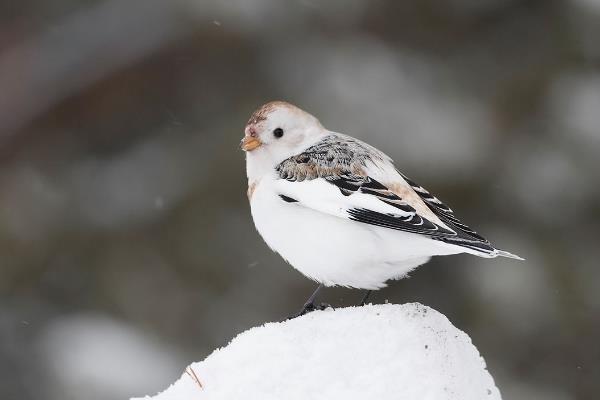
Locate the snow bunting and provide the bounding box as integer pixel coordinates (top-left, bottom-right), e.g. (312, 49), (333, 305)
(241, 101), (522, 311)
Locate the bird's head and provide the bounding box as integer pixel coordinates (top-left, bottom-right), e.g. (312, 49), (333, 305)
(241, 101), (325, 166)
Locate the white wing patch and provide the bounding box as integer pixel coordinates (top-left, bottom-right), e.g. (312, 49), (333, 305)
(275, 179), (412, 221)
(274, 177), (458, 238)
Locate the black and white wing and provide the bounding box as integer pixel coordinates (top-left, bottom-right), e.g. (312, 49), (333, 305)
(273, 134), (523, 259)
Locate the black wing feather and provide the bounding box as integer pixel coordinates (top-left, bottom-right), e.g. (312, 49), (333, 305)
(400, 173), (494, 252)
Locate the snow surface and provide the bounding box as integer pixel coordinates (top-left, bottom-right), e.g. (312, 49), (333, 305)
(134, 303), (501, 400)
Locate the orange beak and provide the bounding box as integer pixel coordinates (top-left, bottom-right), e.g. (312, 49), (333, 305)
(241, 126), (262, 152)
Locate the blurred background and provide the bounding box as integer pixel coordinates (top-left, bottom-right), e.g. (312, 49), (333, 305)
(1, 0), (599, 399)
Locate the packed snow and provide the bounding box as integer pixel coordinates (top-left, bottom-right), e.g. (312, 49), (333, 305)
(134, 303), (501, 400)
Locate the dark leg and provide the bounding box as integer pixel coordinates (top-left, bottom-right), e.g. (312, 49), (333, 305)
(288, 283), (325, 319)
(358, 290), (372, 306)
(304, 283), (324, 307)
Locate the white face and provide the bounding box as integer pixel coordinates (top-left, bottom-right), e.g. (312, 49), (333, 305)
(241, 102), (324, 166)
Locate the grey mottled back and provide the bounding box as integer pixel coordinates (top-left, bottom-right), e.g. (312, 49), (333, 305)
(275, 134), (389, 182)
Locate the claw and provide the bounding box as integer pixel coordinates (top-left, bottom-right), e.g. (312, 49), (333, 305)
(287, 302), (316, 320)
(358, 290), (372, 306)
(287, 301), (335, 320)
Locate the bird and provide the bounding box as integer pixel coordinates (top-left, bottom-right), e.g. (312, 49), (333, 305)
(241, 100), (523, 316)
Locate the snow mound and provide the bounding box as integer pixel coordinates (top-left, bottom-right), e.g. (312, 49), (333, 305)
(134, 303), (501, 400)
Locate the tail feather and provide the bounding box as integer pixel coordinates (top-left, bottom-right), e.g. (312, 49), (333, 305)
(495, 249), (524, 260)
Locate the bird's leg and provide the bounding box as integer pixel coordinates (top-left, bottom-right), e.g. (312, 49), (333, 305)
(304, 283), (323, 307)
(358, 290), (372, 306)
(288, 283), (327, 319)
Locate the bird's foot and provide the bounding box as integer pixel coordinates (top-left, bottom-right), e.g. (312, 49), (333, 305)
(287, 302), (333, 320)
(358, 290), (372, 306)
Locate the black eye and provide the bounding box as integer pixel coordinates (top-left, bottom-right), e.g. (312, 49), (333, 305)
(273, 128), (284, 138)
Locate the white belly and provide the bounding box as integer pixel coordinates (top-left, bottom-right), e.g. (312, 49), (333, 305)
(249, 179), (458, 289)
